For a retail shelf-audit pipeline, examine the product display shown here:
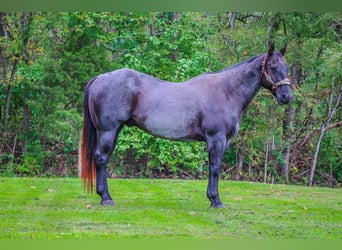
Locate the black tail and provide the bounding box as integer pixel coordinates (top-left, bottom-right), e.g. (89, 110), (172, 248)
(81, 78), (97, 192)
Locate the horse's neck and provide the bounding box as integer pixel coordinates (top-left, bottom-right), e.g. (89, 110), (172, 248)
(223, 56), (263, 110)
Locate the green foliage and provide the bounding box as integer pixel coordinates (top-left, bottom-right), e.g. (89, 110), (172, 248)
(0, 12), (340, 185)
(104, 13), (221, 176)
(16, 153), (43, 176)
(318, 131), (342, 183)
(0, 153), (16, 177)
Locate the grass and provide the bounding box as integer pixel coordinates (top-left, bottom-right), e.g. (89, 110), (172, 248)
(0, 177), (341, 239)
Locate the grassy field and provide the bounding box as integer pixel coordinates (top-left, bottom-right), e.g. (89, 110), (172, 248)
(0, 177), (341, 239)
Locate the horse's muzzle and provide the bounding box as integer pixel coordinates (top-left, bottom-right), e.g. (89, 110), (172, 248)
(275, 85), (292, 105)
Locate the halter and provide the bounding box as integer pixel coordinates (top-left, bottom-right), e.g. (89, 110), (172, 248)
(259, 54), (291, 94)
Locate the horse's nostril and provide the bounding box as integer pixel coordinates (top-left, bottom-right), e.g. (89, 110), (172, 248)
(95, 151), (100, 159)
(282, 94), (291, 102)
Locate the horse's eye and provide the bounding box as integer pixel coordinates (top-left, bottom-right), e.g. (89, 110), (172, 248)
(270, 66), (277, 71)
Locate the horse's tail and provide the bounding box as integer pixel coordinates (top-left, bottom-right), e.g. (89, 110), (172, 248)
(81, 78), (97, 193)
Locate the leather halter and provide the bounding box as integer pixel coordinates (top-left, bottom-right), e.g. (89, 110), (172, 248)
(259, 54), (291, 94)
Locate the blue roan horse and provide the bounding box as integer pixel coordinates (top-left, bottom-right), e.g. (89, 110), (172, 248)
(81, 43), (292, 208)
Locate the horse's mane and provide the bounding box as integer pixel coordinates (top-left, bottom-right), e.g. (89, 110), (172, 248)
(208, 54), (263, 74)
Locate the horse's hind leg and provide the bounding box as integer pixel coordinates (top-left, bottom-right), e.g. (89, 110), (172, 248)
(95, 126), (122, 205)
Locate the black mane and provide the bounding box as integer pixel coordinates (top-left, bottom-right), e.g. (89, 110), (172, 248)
(207, 54), (263, 74)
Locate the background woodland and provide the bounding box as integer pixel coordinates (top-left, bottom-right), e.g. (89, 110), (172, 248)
(0, 12), (341, 187)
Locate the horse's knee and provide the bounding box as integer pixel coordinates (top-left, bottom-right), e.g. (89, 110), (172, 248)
(210, 165), (221, 177)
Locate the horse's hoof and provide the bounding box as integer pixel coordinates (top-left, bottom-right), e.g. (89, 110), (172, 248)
(210, 203), (225, 208)
(101, 200), (115, 206)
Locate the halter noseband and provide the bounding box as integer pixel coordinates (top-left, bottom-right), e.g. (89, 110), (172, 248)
(259, 54), (291, 94)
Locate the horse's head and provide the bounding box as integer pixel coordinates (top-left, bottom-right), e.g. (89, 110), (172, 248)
(260, 43), (292, 105)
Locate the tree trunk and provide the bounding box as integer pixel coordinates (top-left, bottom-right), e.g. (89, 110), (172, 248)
(266, 13), (281, 46)
(281, 61), (301, 183)
(227, 12), (236, 30)
(309, 82), (342, 186)
(309, 125), (325, 186)
(20, 12), (33, 153)
(22, 90), (29, 153)
(263, 141), (269, 183)
(3, 12), (32, 133)
(4, 59), (18, 131)
(234, 145), (244, 180)
(328, 163), (333, 188)
(282, 103), (294, 183)
(298, 121), (342, 148)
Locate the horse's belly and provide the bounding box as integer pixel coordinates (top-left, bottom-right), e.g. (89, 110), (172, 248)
(141, 112), (194, 141)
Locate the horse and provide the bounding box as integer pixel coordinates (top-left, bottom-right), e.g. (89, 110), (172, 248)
(80, 43), (292, 208)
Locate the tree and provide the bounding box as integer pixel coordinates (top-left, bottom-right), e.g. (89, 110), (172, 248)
(0, 12), (340, 185)
(309, 82), (341, 186)
(308, 45), (342, 186)
(1, 12), (34, 154)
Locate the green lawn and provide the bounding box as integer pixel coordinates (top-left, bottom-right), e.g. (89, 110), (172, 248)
(0, 178), (341, 239)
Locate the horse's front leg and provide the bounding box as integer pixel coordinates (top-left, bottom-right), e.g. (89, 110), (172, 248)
(206, 134), (228, 208)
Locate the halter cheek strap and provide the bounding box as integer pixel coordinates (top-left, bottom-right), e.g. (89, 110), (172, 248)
(264, 71), (291, 93)
(259, 54), (291, 94)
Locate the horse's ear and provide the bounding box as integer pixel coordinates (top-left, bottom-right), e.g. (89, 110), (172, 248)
(268, 42), (275, 56)
(280, 43), (287, 56)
